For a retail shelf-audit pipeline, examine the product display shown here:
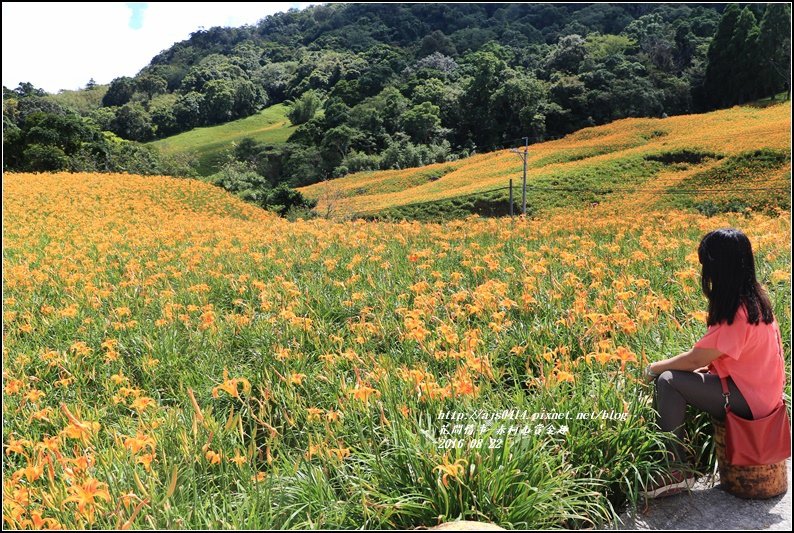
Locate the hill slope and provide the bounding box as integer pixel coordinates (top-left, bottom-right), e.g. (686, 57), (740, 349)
(148, 103), (295, 175)
(298, 102), (792, 219)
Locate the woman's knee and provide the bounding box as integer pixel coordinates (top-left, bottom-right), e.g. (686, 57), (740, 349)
(656, 370), (675, 389)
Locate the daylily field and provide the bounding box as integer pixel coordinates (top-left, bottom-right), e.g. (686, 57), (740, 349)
(2, 110), (791, 528)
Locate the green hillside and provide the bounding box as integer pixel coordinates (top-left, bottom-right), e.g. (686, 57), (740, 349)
(148, 104), (295, 175)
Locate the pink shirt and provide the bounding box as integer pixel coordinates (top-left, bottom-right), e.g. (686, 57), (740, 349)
(694, 305), (785, 419)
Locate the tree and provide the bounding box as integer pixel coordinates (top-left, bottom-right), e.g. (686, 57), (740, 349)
(458, 48), (508, 145)
(403, 101), (441, 143)
(623, 13), (676, 72)
(24, 112), (95, 154)
(13, 82), (46, 98)
(757, 4), (792, 100)
(110, 103), (155, 141)
(88, 107), (117, 132)
(211, 160), (272, 207)
(180, 54), (247, 93)
(287, 90), (321, 125)
(102, 77), (136, 107)
(136, 74), (168, 100)
(173, 91), (204, 129)
(266, 183), (317, 216)
(320, 125), (360, 172)
(544, 34), (587, 74)
(704, 4), (740, 108)
(673, 24), (697, 73)
(584, 33), (635, 61)
(202, 79), (235, 123)
(232, 78), (264, 118)
(490, 72), (549, 141)
(23, 144), (68, 171)
(418, 30), (457, 57)
(150, 104), (179, 137)
(728, 8), (760, 104)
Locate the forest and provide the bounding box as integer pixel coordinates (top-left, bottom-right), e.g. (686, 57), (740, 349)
(3, 3), (790, 189)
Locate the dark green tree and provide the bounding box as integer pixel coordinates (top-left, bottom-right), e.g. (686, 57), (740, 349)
(267, 183), (317, 216)
(136, 74), (168, 100)
(458, 48), (507, 145)
(13, 82), (47, 98)
(704, 4), (740, 108)
(102, 76), (136, 107)
(22, 144), (68, 171)
(757, 4), (792, 100)
(544, 34), (587, 74)
(173, 91), (204, 129)
(201, 79), (235, 123)
(490, 72), (548, 141)
(287, 90), (322, 125)
(110, 103), (155, 141)
(728, 7), (760, 104)
(418, 30), (457, 57)
(319, 125), (360, 172)
(402, 101), (442, 143)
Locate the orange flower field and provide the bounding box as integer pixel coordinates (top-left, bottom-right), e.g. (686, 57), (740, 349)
(2, 169), (791, 529)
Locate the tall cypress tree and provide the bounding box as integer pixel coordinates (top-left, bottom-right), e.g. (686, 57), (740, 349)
(728, 7), (759, 105)
(704, 4), (740, 109)
(758, 4), (792, 100)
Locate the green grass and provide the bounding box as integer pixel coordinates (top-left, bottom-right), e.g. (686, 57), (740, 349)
(748, 91), (790, 108)
(660, 149), (792, 215)
(366, 155), (666, 222)
(149, 104), (296, 175)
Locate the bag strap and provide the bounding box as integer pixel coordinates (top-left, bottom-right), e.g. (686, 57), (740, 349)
(774, 322), (786, 407)
(720, 376), (731, 413)
(721, 322), (785, 415)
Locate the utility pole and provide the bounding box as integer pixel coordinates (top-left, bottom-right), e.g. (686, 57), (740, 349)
(511, 137), (529, 215)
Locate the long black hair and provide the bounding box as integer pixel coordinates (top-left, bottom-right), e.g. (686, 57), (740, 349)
(698, 228), (774, 326)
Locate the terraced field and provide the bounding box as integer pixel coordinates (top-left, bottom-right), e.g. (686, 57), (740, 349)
(299, 102), (791, 219)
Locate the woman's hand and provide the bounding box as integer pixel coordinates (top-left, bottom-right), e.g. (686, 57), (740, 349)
(643, 364), (659, 382)
(694, 366), (710, 374)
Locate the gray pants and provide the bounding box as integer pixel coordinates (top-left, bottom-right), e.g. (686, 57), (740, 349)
(654, 370), (753, 464)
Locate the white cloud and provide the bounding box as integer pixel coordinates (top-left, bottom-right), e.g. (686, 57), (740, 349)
(2, 2), (320, 93)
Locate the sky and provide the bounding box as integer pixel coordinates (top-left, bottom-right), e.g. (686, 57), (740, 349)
(2, 2), (320, 93)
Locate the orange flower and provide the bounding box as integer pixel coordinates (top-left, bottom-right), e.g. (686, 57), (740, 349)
(288, 372), (306, 386)
(348, 385), (380, 406)
(330, 446), (351, 461)
(130, 396), (156, 412)
(123, 433), (156, 455)
(230, 451), (247, 466)
(554, 370), (575, 384)
(212, 369), (251, 399)
(137, 453), (155, 472)
(64, 477), (111, 521)
(434, 455), (467, 487)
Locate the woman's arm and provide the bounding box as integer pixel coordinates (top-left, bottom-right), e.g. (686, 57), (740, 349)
(649, 347), (723, 375)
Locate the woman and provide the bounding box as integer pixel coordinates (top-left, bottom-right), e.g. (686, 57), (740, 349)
(640, 228), (785, 499)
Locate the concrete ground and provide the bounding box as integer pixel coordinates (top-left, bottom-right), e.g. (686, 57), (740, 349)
(614, 459), (791, 530)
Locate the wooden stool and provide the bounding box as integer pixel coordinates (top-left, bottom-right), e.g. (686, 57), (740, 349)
(712, 417), (788, 499)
